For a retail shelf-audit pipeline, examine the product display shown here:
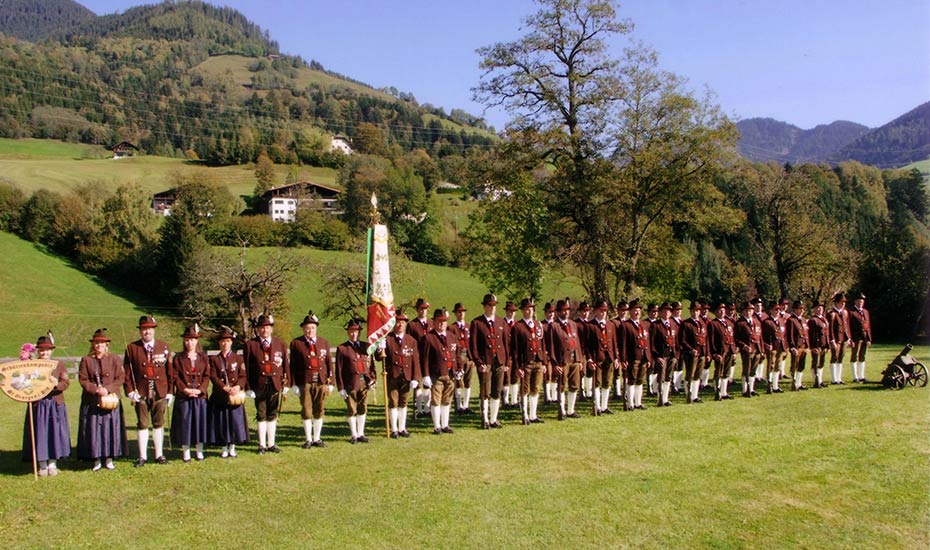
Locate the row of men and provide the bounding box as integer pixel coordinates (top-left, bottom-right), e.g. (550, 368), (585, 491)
(22, 291), (871, 472)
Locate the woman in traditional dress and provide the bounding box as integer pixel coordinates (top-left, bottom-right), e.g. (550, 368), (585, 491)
(207, 326), (249, 458)
(77, 328), (127, 471)
(170, 325), (209, 462)
(22, 333), (71, 476)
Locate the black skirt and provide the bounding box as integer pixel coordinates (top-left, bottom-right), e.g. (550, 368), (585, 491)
(22, 398), (71, 462)
(207, 394), (250, 445)
(76, 399), (127, 460)
(171, 396), (208, 447)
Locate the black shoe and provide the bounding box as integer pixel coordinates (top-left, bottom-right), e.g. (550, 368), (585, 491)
(182, 458), (191, 464)
(432, 428), (442, 435)
(390, 431), (399, 439)
(558, 411), (565, 421)
(268, 445), (281, 453)
(766, 388), (773, 394)
(714, 395), (722, 401)
(722, 395), (734, 400)
(742, 392), (751, 398)
(521, 417), (531, 425)
(692, 398), (702, 403)
(663, 401), (672, 407)
(455, 408), (464, 415)
(530, 418), (544, 423)
(312, 440), (326, 448)
(635, 405), (647, 410)
(441, 426), (454, 434)
(462, 407), (473, 414)
(357, 435), (369, 443)
(399, 431), (411, 438)
(602, 408), (614, 414)
(134, 458), (146, 468)
(155, 456), (168, 465)
(350, 437), (358, 444)
(257, 446), (266, 454)
(838, 381), (845, 385)
(481, 422), (490, 429)
(303, 441), (314, 449)
(773, 388), (783, 393)
(750, 391), (759, 397)
(566, 412), (581, 419)
(799, 385), (809, 391)
(490, 422), (503, 429)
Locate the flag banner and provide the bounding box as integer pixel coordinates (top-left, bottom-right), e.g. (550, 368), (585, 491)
(366, 223), (395, 354)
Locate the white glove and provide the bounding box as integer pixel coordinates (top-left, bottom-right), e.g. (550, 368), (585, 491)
(327, 385), (335, 393)
(127, 391), (140, 403)
(246, 390), (256, 399)
(423, 376), (432, 388)
(165, 394), (174, 406)
(410, 379), (419, 390)
(339, 389), (348, 400)
(291, 385), (300, 396)
(282, 386), (290, 395)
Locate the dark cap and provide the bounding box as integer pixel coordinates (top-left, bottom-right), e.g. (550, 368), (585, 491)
(345, 318), (362, 330)
(453, 303), (467, 313)
(415, 297), (431, 310)
(832, 292), (846, 303)
(395, 308), (408, 322)
(689, 300), (702, 310)
(556, 300), (570, 311)
(616, 300), (628, 312)
(544, 302), (554, 313)
(659, 302), (671, 311)
(750, 297), (763, 306)
(181, 324), (201, 339)
(300, 310), (320, 326)
(594, 300), (610, 311)
(432, 308), (448, 321)
(89, 328), (111, 343)
(578, 301), (590, 312)
(138, 315), (158, 329)
(792, 300), (804, 309)
(35, 333), (55, 350)
(256, 314), (275, 327)
(628, 299), (642, 310)
(482, 293), (498, 306)
(504, 301), (518, 312)
(854, 292), (866, 300)
(647, 304), (659, 313)
(519, 298), (535, 310)
(216, 325), (237, 340)
(671, 301), (682, 310)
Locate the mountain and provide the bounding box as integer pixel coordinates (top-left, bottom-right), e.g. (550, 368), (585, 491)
(831, 102), (930, 169)
(0, 1), (494, 167)
(0, 0), (94, 42)
(736, 117), (870, 165)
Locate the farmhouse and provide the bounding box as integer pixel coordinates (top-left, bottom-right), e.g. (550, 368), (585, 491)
(260, 181), (341, 222)
(151, 188), (177, 216)
(330, 135), (353, 155)
(111, 141), (139, 159)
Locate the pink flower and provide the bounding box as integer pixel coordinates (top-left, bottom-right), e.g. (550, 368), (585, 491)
(19, 343), (35, 361)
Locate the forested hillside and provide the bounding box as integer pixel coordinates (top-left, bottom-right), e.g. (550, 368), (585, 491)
(832, 101), (930, 168)
(0, 0), (94, 42)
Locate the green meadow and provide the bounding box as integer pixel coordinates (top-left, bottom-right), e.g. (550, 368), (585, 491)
(0, 345), (926, 549)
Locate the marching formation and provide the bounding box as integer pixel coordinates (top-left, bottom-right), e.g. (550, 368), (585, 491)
(20, 291), (872, 474)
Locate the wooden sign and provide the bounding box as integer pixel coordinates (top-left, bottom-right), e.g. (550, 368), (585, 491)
(0, 359), (59, 403)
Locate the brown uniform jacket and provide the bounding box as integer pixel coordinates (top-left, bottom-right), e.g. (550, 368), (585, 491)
(419, 330), (459, 380)
(208, 350), (248, 396)
(171, 352), (210, 398)
(762, 317), (786, 352)
(848, 307), (872, 342)
(468, 315), (508, 367)
(79, 353), (124, 406)
(407, 318), (431, 343)
(378, 332), (421, 381)
(785, 315), (809, 349)
(123, 339), (171, 400)
(448, 321), (472, 365)
(334, 340), (375, 392)
(808, 316), (829, 349)
(619, 319), (651, 364)
(510, 319), (549, 368)
(244, 336), (290, 393)
(45, 360), (70, 405)
(827, 308), (849, 344)
(548, 319), (583, 366)
(290, 336), (333, 387)
(707, 317), (735, 358)
(679, 318), (708, 357)
(650, 319), (679, 359)
(585, 319), (618, 363)
(734, 316), (763, 354)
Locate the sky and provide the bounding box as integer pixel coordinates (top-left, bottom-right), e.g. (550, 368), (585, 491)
(79, 0), (929, 131)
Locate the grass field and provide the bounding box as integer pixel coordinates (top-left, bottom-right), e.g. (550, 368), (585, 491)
(0, 345), (926, 549)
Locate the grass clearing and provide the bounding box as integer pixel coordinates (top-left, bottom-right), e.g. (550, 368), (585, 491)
(0, 345), (926, 548)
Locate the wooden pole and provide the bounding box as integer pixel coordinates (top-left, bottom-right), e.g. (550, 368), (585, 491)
(28, 402), (38, 481)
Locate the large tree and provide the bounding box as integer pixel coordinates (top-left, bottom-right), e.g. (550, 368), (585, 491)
(473, 0), (736, 301)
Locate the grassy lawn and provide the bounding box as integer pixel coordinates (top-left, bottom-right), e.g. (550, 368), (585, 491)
(0, 344), (926, 548)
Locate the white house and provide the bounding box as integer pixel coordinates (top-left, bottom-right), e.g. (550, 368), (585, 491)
(260, 181), (342, 223)
(331, 135), (353, 155)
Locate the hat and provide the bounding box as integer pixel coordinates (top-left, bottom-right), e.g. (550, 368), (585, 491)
(659, 302), (671, 311)
(628, 299), (641, 310)
(345, 318), (362, 330)
(256, 314), (275, 327)
(714, 302), (727, 311)
(504, 301), (518, 312)
(216, 325), (237, 340)
(727, 302), (737, 310)
(768, 301), (780, 310)
(792, 300), (804, 309)
(556, 299), (570, 311)
(432, 308), (448, 322)
(647, 304), (659, 313)
(741, 301), (753, 311)
(594, 300), (610, 311)
(750, 297), (763, 306)
(780, 298), (790, 305)
(689, 300), (702, 310)
(616, 300), (628, 312)
(832, 292), (846, 303)
(544, 302), (554, 313)
(482, 293), (498, 306)
(854, 292), (866, 300)
(671, 301), (682, 310)
(812, 301), (824, 308)
(415, 297), (431, 310)
(181, 324), (201, 339)
(519, 298), (535, 310)
(578, 301), (591, 312)
(453, 303), (467, 313)
(89, 328), (111, 343)
(36, 331), (55, 350)
(300, 310), (320, 327)
(137, 315), (158, 329)
(395, 308), (409, 322)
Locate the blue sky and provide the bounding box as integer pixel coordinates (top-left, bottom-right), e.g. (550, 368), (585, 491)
(80, 0), (929, 131)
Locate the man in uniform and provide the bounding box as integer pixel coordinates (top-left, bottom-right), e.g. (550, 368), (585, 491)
(377, 309), (421, 438)
(510, 298), (548, 424)
(419, 308), (459, 434)
(289, 311), (333, 448)
(549, 300), (584, 419)
(335, 318), (376, 443)
(644, 304), (660, 397)
(785, 300), (810, 391)
(541, 302), (559, 403)
(575, 301), (594, 400)
(807, 302), (830, 388)
(734, 302), (763, 397)
(762, 301), (786, 393)
(611, 301), (629, 399)
(586, 300), (619, 414)
(669, 302), (685, 394)
(827, 292), (850, 384)
(123, 315), (172, 467)
(708, 303), (736, 400)
(618, 300), (650, 411)
(650, 302), (678, 407)
(848, 292), (872, 383)
(244, 314), (290, 453)
(448, 303), (474, 414)
(726, 303), (739, 383)
(679, 301), (708, 404)
(502, 301), (519, 408)
(408, 298), (431, 417)
(777, 298), (791, 380)
(469, 293), (509, 429)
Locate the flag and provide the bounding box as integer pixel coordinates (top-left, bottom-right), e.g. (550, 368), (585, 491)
(366, 222), (395, 354)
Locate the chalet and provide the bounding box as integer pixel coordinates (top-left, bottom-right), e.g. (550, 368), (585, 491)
(151, 189), (177, 216)
(331, 135), (353, 155)
(260, 181), (342, 223)
(111, 141), (139, 159)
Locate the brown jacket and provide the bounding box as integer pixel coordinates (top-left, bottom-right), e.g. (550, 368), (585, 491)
(378, 332), (421, 381)
(334, 340), (375, 392)
(618, 319), (651, 364)
(808, 316), (829, 349)
(123, 339), (171, 399)
(650, 319), (679, 359)
(289, 336), (333, 387)
(244, 336), (290, 393)
(848, 307), (872, 342)
(79, 353), (124, 406)
(786, 314), (809, 349)
(171, 352), (210, 398)
(510, 319), (548, 368)
(468, 315), (508, 367)
(548, 319), (583, 366)
(208, 351), (248, 395)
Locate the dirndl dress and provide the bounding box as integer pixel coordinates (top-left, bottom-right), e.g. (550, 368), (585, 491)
(76, 399), (127, 460)
(171, 395), (208, 447)
(22, 398), (71, 462)
(207, 391), (249, 445)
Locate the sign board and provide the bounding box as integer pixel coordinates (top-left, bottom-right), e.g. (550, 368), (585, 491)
(0, 359), (59, 403)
